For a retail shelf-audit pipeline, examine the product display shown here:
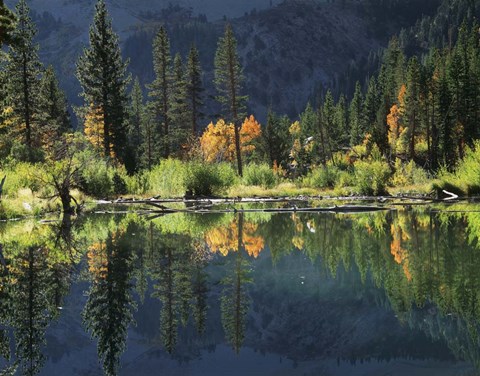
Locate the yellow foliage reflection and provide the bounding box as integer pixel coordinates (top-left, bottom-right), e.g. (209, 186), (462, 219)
(390, 222), (412, 281)
(204, 219), (264, 258)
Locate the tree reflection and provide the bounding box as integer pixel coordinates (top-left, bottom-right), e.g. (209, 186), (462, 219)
(83, 225), (136, 376)
(220, 213), (252, 354)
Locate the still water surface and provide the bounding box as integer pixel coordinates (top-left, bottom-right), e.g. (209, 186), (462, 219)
(0, 206), (479, 375)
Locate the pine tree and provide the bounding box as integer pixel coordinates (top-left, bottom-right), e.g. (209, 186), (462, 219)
(38, 66), (71, 152)
(126, 77), (144, 173)
(214, 24), (248, 176)
(349, 82), (364, 146)
(140, 111), (157, 170)
(263, 110), (290, 167)
(169, 53), (189, 155)
(148, 26), (172, 159)
(76, 0), (130, 162)
(4, 0), (42, 152)
(364, 77), (382, 146)
(0, 0), (16, 46)
(186, 45), (204, 137)
(334, 94), (349, 147)
(405, 56), (421, 159)
(322, 90), (336, 159)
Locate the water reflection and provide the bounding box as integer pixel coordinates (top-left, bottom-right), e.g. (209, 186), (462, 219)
(1, 206), (480, 374)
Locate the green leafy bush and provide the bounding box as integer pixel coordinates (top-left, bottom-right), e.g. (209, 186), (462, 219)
(78, 159), (112, 198)
(185, 162), (236, 196)
(0, 162), (40, 197)
(148, 159), (187, 197)
(435, 141), (480, 196)
(354, 160), (391, 195)
(303, 165), (340, 189)
(391, 159), (429, 186)
(243, 163), (277, 188)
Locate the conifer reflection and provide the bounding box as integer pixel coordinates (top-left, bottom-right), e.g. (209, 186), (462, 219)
(83, 225), (136, 376)
(220, 213), (252, 354)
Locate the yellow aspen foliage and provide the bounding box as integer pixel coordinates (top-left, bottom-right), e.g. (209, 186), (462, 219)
(387, 104), (403, 150)
(240, 115), (262, 154)
(200, 119), (235, 162)
(84, 105), (114, 158)
(200, 115), (262, 162)
(387, 85), (407, 154)
(289, 121), (301, 137)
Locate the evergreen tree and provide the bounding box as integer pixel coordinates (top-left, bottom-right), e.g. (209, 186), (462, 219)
(214, 24), (248, 176)
(0, 0), (16, 46)
(405, 56), (421, 159)
(349, 82), (364, 146)
(126, 77), (144, 173)
(186, 45), (204, 137)
(140, 111), (157, 170)
(76, 0), (130, 161)
(322, 90), (336, 158)
(364, 77), (382, 145)
(4, 0), (42, 152)
(38, 66), (71, 152)
(263, 110), (290, 168)
(169, 53), (189, 155)
(148, 26), (172, 159)
(334, 94), (349, 147)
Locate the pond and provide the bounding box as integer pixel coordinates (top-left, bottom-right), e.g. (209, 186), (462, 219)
(0, 204), (480, 375)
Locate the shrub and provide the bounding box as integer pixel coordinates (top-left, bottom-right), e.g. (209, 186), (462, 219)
(336, 170), (355, 188)
(354, 160), (391, 195)
(10, 142), (45, 163)
(0, 162), (40, 197)
(125, 171), (150, 195)
(185, 162), (236, 196)
(391, 159), (429, 187)
(148, 159), (187, 197)
(112, 172), (128, 195)
(243, 163), (277, 188)
(303, 165), (340, 189)
(78, 159), (112, 198)
(435, 141), (480, 196)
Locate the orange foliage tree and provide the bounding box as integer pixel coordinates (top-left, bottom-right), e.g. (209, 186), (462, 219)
(200, 115), (262, 162)
(387, 85), (406, 155)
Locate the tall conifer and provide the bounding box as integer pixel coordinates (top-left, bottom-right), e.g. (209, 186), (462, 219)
(186, 45), (204, 136)
(148, 26), (172, 158)
(214, 24), (247, 176)
(4, 0), (42, 151)
(76, 0), (130, 161)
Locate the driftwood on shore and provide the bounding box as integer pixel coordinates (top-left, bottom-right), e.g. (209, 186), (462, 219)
(95, 196), (396, 215)
(90, 192), (480, 216)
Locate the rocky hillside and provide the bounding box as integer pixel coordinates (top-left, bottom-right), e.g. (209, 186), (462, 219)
(233, 1), (382, 117)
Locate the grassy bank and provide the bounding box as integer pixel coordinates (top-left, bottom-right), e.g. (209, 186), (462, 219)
(0, 159), (425, 220)
(4, 140), (480, 220)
